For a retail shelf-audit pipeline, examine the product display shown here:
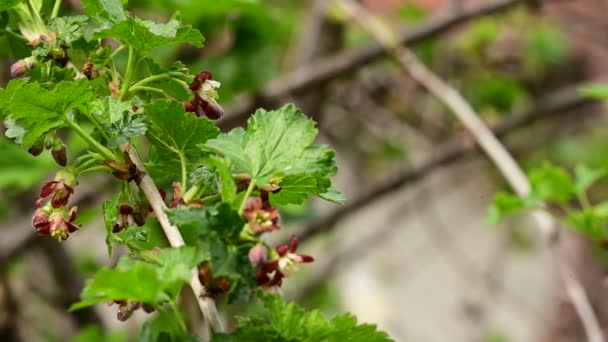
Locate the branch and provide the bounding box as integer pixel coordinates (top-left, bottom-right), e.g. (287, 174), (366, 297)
(218, 0), (525, 129)
(290, 84), (589, 246)
(339, 1), (603, 340)
(121, 144), (225, 336)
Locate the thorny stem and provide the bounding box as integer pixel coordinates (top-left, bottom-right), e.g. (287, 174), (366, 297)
(338, 1), (605, 341)
(120, 47), (136, 100)
(120, 143), (225, 337)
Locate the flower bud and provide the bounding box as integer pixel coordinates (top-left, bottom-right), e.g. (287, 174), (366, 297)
(51, 144), (68, 167)
(28, 144), (44, 157)
(10, 57), (36, 78)
(249, 244), (268, 268)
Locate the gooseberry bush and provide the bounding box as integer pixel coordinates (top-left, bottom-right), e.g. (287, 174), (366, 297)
(0, 0), (393, 340)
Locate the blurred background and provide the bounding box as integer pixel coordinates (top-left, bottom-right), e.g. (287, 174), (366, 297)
(2, 0), (608, 341)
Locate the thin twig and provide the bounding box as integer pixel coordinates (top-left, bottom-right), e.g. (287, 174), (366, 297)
(218, 0), (525, 129)
(339, 1), (603, 341)
(288, 84), (590, 246)
(121, 143), (225, 336)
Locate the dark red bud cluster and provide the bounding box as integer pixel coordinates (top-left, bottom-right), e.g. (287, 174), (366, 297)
(28, 135), (68, 167)
(198, 263), (231, 297)
(110, 300), (154, 321)
(113, 203), (149, 233)
(83, 62), (99, 80)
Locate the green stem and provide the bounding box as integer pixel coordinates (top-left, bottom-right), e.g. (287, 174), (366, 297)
(109, 45), (127, 60)
(25, 0), (46, 33)
(170, 301), (188, 336)
(179, 152), (187, 189)
(129, 86), (168, 97)
(120, 47), (136, 100)
(79, 165), (110, 175)
(201, 193), (221, 204)
(51, 0), (62, 18)
(66, 120), (115, 160)
(579, 193), (592, 210)
(239, 180), (256, 215)
(130, 72), (188, 89)
(83, 111), (110, 141)
(76, 157), (100, 172)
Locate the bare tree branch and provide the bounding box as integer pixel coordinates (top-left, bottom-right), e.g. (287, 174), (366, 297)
(339, 1), (603, 340)
(289, 84), (589, 246)
(121, 144), (224, 337)
(218, 0), (526, 129)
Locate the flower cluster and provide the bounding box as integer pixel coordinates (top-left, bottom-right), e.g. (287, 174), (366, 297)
(183, 71), (224, 119)
(242, 194), (314, 288)
(32, 169), (80, 241)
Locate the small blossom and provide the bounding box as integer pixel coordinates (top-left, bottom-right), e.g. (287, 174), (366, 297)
(33, 206), (80, 241)
(276, 235), (314, 276)
(256, 235), (313, 287)
(36, 170), (77, 209)
(249, 244), (268, 268)
(184, 71), (224, 120)
(243, 197), (280, 234)
(111, 300), (144, 321)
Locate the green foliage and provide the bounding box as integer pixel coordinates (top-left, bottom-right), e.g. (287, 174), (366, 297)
(91, 97), (147, 148)
(213, 293), (394, 342)
(70, 326), (127, 342)
(70, 246), (206, 310)
(489, 163), (608, 240)
(204, 104), (340, 204)
(145, 99), (219, 185)
(580, 84), (608, 101)
(0, 78), (92, 147)
(168, 203), (255, 303)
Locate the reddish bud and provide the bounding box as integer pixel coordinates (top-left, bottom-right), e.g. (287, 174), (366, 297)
(119, 204), (133, 215)
(249, 244), (268, 267)
(51, 144), (68, 167)
(28, 145), (43, 157)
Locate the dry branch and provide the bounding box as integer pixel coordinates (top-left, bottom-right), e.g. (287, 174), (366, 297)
(218, 0), (526, 129)
(121, 144), (225, 336)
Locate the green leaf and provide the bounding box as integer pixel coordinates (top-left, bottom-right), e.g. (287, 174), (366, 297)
(168, 203), (243, 242)
(94, 16), (204, 54)
(71, 246), (205, 310)
(204, 104), (339, 204)
(528, 163), (576, 204)
(0, 0), (21, 12)
(48, 15), (88, 46)
(168, 204), (254, 302)
(579, 84), (608, 101)
(566, 209), (607, 241)
(487, 192), (527, 225)
(81, 0), (126, 25)
(145, 99), (219, 183)
(2, 79), (92, 147)
(213, 294), (393, 341)
(139, 306), (188, 342)
(91, 98), (147, 148)
(209, 156), (237, 205)
(574, 164), (605, 194)
(102, 196), (119, 256)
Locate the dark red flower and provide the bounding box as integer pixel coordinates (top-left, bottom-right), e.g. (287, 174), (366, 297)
(256, 236), (313, 287)
(36, 180), (72, 208)
(184, 70), (224, 120)
(33, 206), (80, 241)
(243, 197), (280, 234)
